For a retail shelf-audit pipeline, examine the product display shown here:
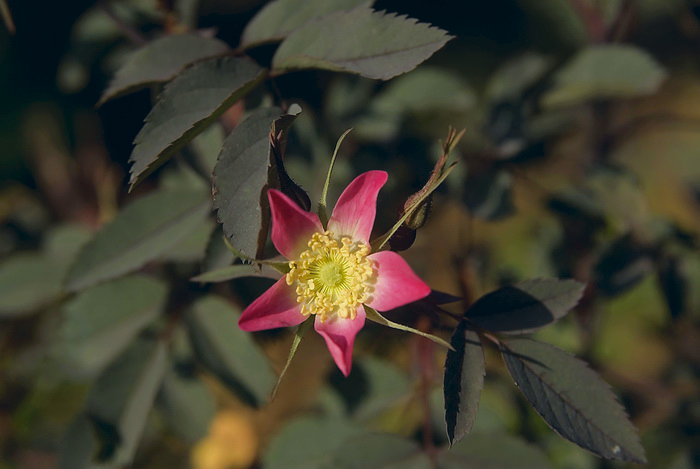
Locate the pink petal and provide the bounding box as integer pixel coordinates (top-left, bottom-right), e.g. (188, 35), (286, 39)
(238, 277), (306, 331)
(366, 251), (431, 311)
(269, 189), (323, 260)
(327, 170), (388, 244)
(314, 306), (366, 376)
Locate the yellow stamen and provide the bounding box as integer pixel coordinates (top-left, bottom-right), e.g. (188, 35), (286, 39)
(286, 230), (376, 322)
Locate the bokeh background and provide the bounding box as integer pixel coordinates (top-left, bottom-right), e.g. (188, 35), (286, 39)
(1, 0), (699, 468)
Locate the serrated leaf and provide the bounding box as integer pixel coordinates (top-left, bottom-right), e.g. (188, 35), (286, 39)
(98, 33), (230, 105)
(331, 432), (430, 469)
(444, 321), (485, 445)
(500, 337), (646, 463)
(542, 44), (667, 108)
(465, 278), (585, 334)
(55, 275), (167, 376)
(129, 57), (265, 188)
(87, 335), (168, 467)
(191, 263), (281, 283)
(65, 189), (210, 292)
(272, 8), (453, 80)
(212, 107), (283, 259)
(186, 295), (276, 406)
(241, 0), (372, 48)
(441, 432), (552, 469)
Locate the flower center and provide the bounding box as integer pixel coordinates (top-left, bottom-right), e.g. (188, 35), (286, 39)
(286, 230), (376, 322)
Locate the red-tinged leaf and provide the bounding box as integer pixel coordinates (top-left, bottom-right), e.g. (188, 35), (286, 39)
(501, 337), (646, 463)
(444, 321), (485, 445)
(465, 278), (585, 334)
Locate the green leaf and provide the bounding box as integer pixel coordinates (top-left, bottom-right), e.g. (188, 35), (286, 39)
(159, 366), (217, 443)
(441, 432), (552, 469)
(350, 358), (410, 421)
(500, 337), (646, 463)
(191, 262), (281, 283)
(542, 45), (667, 108)
(186, 295), (276, 406)
(444, 321), (485, 445)
(364, 306), (454, 350)
(161, 218), (215, 263)
(54, 275), (167, 376)
(241, 0), (372, 48)
(465, 278), (585, 334)
(264, 416), (363, 469)
(58, 414), (99, 469)
(463, 168), (515, 221)
(98, 33), (230, 105)
(65, 189), (210, 292)
(87, 334), (168, 466)
(0, 224), (91, 317)
(129, 57), (266, 188)
(370, 67), (476, 114)
(272, 8), (453, 80)
(331, 432), (430, 469)
(0, 254), (67, 317)
(212, 107), (283, 259)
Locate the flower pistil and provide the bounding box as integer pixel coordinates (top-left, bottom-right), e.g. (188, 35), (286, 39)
(286, 230), (375, 322)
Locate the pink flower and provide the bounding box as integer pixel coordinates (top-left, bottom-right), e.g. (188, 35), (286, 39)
(238, 171), (431, 376)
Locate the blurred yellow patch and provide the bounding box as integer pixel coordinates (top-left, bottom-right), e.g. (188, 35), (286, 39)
(191, 411), (258, 469)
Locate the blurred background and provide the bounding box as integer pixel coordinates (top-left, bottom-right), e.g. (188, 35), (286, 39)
(0, 0), (699, 468)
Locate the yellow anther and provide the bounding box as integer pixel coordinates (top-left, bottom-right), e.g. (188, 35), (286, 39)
(286, 230), (376, 322)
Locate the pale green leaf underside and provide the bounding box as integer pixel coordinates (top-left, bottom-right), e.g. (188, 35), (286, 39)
(543, 44), (667, 108)
(98, 33), (229, 105)
(55, 275), (167, 376)
(187, 295), (277, 405)
(272, 8), (453, 80)
(129, 57), (265, 188)
(65, 189), (210, 292)
(87, 335), (168, 467)
(241, 0), (372, 48)
(501, 338), (646, 463)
